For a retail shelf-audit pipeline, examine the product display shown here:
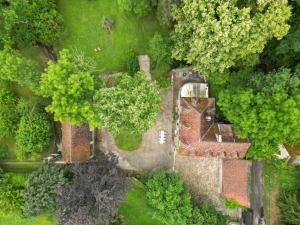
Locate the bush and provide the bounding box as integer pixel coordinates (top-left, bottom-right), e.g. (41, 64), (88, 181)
(22, 164), (71, 217)
(148, 32), (171, 68)
(0, 147), (9, 160)
(156, 76), (171, 89)
(188, 204), (230, 225)
(224, 198), (246, 209)
(146, 171), (192, 225)
(0, 85), (19, 138)
(279, 190), (300, 225)
(117, 0), (152, 17)
(0, 173), (25, 213)
(125, 49), (139, 75)
(16, 109), (51, 160)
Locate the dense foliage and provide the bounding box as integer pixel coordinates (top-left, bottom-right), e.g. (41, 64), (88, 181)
(0, 47), (40, 92)
(0, 0), (63, 47)
(156, 0), (180, 27)
(217, 68), (300, 159)
(0, 85), (19, 138)
(22, 164), (70, 217)
(172, 0), (291, 74)
(0, 173), (25, 213)
(94, 72), (161, 135)
(117, 0), (152, 17)
(149, 32), (171, 68)
(15, 108), (51, 160)
(40, 49), (100, 127)
(279, 189), (300, 225)
(58, 153), (129, 225)
(146, 171), (192, 225)
(187, 204), (230, 225)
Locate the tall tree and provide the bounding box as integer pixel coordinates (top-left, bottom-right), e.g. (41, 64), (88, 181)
(94, 72), (161, 135)
(218, 68), (300, 159)
(40, 49), (100, 127)
(58, 153), (129, 225)
(0, 47), (40, 92)
(0, 0), (63, 47)
(172, 0), (291, 74)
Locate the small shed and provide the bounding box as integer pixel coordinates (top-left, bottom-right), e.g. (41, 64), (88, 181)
(61, 122), (94, 163)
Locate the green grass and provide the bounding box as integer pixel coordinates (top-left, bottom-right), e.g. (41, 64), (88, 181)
(114, 129), (143, 151)
(118, 180), (163, 225)
(57, 0), (168, 72)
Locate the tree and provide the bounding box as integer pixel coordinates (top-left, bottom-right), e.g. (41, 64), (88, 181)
(0, 47), (40, 92)
(58, 153), (129, 225)
(15, 107), (51, 160)
(188, 204), (230, 225)
(0, 84), (19, 139)
(117, 0), (152, 17)
(94, 72), (161, 135)
(146, 171), (192, 225)
(0, 0), (63, 47)
(40, 49), (100, 127)
(218, 68), (300, 159)
(22, 164), (71, 217)
(156, 0), (180, 27)
(148, 32), (171, 68)
(172, 0), (291, 74)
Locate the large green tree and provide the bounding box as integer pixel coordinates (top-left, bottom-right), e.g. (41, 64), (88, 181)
(0, 47), (40, 92)
(0, 0), (63, 47)
(172, 0), (291, 74)
(218, 68), (300, 159)
(40, 49), (100, 127)
(94, 72), (161, 135)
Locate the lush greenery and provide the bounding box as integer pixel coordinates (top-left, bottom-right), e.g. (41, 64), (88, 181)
(22, 164), (71, 217)
(118, 180), (164, 225)
(95, 72), (161, 135)
(0, 0), (63, 48)
(146, 171), (192, 225)
(172, 0), (291, 74)
(187, 204), (230, 225)
(149, 32), (171, 69)
(117, 0), (152, 17)
(217, 68), (300, 159)
(0, 85), (19, 139)
(16, 108), (51, 160)
(224, 198), (246, 209)
(58, 0), (168, 71)
(40, 49), (100, 127)
(114, 129), (143, 151)
(264, 160), (300, 225)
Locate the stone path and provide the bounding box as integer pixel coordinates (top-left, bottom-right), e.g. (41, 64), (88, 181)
(97, 88), (174, 172)
(138, 55), (152, 80)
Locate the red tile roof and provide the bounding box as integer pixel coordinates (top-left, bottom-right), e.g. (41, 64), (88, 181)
(223, 160), (250, 207)
(284, 144), (300, 157)
(178, 95), (250, 158)
(62, 122), (91, 163)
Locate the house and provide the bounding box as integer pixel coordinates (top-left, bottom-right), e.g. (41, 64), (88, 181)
(61, 122), (95, 163)
(282, 144), (300, 165)
(175, 79), (251, 207)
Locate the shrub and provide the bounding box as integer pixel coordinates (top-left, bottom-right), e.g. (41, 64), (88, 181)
(148, 32), (171, 68)
(22, 164), (71, 217)
(0, 85), (19, 138)
(224, 198), (246, 209)
(117, 0), (152, 17)
(0, 173), (24, 213)
(146, 171), (192, 225)
(16, 109), (51, 160)
(188, 204), (230, 225)
(124, 49), (139, 75)
(0, 147), (8, 160)
(156, 76), (171, 89)
(279, 190), (300, 225)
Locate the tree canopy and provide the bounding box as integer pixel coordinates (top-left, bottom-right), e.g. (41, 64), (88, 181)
(40, 49), (100, 127)
(94, 72), (161, 135)
(172, 0), (291, 74)
(58, 153), (129, 225)
(0, 0), (63, 47)
(22, 164), (71, 217)
(146, 171), (192, 225)
(218, 68), (300, 159)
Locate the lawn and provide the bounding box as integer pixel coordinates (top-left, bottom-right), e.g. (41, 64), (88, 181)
(57, 0), (168, 72)
(114, 129), (143, 151)
(118, 180), (163, 225)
